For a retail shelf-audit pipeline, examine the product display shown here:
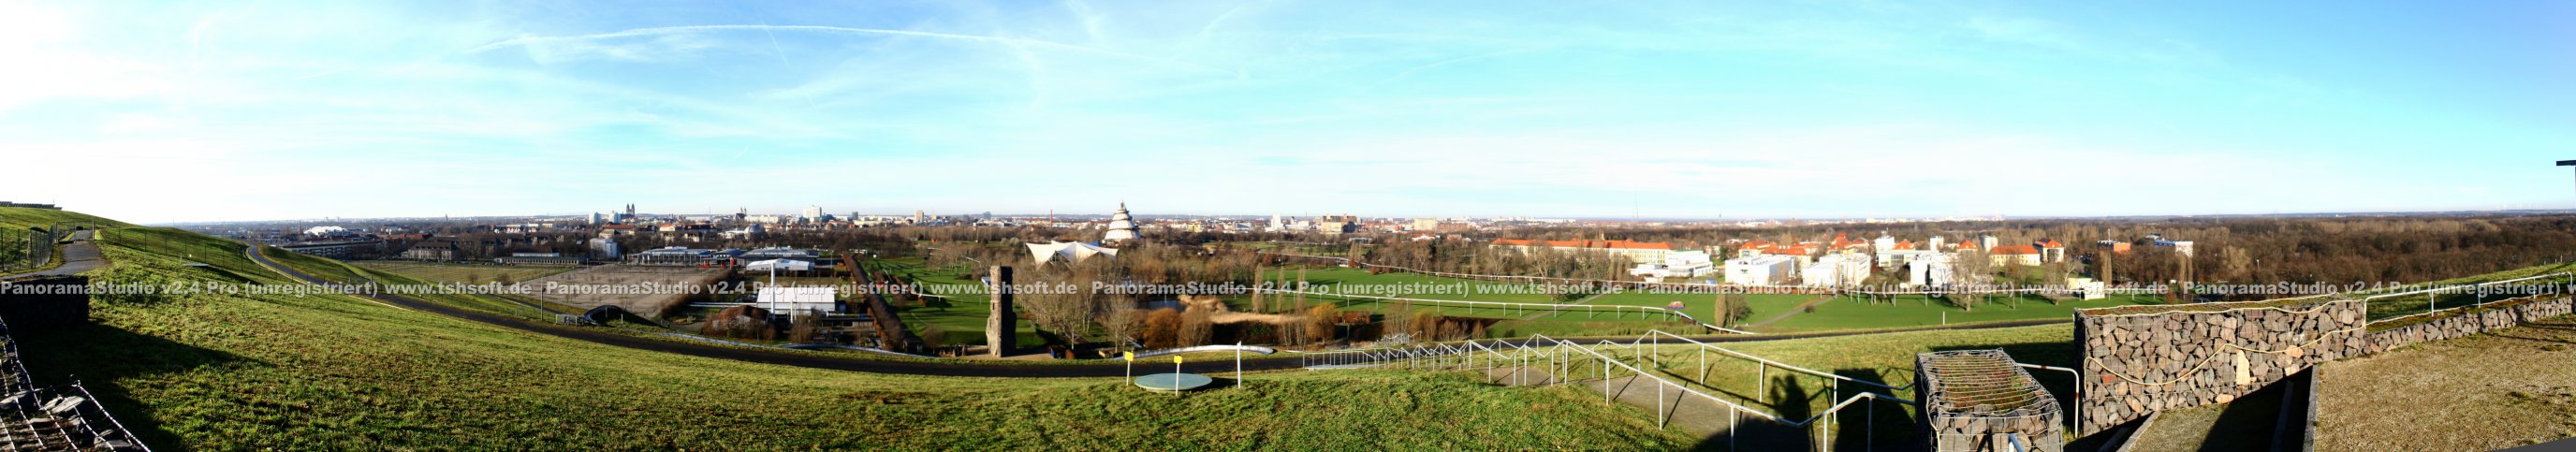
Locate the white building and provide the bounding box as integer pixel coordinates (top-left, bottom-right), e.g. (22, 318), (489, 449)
(1875, 249), (1942, 269)
(744, 258), (814, 272)
(587, 238), (621, 260)
(1908, 255), (1957, 287)
(1631, 250), (1719, 280)
(800, 205), (825, 223)
(754, 286), (838, 317)
(1723, 255), (1797, 285)
(1801, 254), (1873, 287)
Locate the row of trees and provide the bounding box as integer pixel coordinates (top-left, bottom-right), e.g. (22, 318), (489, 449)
(1350, 239), (1635, 281)
(1461, 213), (2576, 287)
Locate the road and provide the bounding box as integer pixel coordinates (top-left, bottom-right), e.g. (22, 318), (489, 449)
(1, 230), (105, 281)
(237, 241), (2069, 377)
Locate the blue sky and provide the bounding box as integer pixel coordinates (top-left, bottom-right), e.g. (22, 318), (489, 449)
(1, 1), (2569, 224)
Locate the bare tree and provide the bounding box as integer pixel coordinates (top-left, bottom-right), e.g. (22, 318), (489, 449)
(1950, 249), (1992, 312)
(1178, 307), (1214, 346)
(1097, 306), (1146, 351)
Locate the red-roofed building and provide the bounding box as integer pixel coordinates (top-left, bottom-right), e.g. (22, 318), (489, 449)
(1735, 240), (1778, 258)
(2033, 239), (2067, 263)
(1988, 245), (2042, 267)
(1830, 233), (1869, 253)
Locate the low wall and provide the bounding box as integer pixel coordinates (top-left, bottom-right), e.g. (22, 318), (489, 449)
(2072, 297), (2367, 435)
(0, 275), (91, 331)
(2364, 295), (2574, 355)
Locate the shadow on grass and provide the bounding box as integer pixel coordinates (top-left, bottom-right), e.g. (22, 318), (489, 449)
(1688, 375), (1825, 451)
(17, 321), (258, 450)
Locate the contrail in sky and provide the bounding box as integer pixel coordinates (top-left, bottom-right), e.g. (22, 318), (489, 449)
(468, 24), (1230, 75)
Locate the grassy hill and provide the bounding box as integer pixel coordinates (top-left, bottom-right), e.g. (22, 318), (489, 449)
(5, 209), (1697, 449)
(0, 207), (130, 231)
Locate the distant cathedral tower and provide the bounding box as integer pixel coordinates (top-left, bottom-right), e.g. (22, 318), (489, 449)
(1103, 202), (1139, 244)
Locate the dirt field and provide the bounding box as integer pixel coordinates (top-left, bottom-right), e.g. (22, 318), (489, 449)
(521, 265), (729, 318)
(2315, 315), (2576, 450)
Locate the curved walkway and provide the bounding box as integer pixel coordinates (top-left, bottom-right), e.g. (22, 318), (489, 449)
(0, 231), (105, 281)
(238, 241), (2067, 377)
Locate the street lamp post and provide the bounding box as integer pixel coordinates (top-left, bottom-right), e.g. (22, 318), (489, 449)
(2557, 160), (2576, 198)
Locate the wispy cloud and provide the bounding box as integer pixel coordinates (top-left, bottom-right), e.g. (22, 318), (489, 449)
(2, 0), (2568, 223)
(469, 24), (1229, 75)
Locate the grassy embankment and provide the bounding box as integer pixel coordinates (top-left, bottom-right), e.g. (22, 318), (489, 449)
(0, 208), (130, 275)
(4, 208), (1700, 449)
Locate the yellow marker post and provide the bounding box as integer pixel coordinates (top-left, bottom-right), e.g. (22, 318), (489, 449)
(1171, 356), (1184, 399)
(1122, 351), (1134, 382)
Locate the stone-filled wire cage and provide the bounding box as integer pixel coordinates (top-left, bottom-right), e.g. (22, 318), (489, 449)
(1916, 349), (2062, 452)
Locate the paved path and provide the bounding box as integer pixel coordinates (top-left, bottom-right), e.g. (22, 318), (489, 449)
(238, 241), (2068, 377)
(1, 230), (105, 281)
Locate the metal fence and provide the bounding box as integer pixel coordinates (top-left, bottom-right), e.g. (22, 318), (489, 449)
(0, 229), (51, 274)
(1300, 329), (1922, 451)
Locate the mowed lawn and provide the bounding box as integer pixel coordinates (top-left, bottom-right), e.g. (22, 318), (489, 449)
(1287, 266), (1569, 304)
(861, 259), (2151, 341)
(35, 214), (1700, 449)
(864, 259), (1046, 347)
(348, 260), (575, 284)
(1755, 294), (2156, 333)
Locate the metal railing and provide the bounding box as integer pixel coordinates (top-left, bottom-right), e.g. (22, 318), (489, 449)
(2362, 271), (2574, 325)
(1301, 329), (1917, 451)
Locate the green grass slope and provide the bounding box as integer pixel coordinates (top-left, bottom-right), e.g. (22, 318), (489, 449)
(18, 216), (1694, 449)
(0, 206), (131, 230)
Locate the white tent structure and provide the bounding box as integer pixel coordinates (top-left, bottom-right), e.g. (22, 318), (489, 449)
(743, 258), (814, 272)
(1027, 241), (1119, 265)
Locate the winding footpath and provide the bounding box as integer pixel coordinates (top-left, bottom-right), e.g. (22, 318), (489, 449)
(236, 241), (2067, 378)
(0, 230), (105, 281)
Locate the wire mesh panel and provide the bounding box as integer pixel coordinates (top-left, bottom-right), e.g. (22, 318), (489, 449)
(0, 384), (150, 451)
(1917, 349), (2061, 452)
(0, 318), (147, 451)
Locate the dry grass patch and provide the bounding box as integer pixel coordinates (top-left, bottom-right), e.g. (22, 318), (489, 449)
(2316, 315), (2576, 450)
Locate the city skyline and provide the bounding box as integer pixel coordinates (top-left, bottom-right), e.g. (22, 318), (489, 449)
(3, 1), (2569, 224)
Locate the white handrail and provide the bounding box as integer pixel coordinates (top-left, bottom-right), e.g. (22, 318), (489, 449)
(1305, 329), (1917, 429)
(1634, 329), (1907, 391)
